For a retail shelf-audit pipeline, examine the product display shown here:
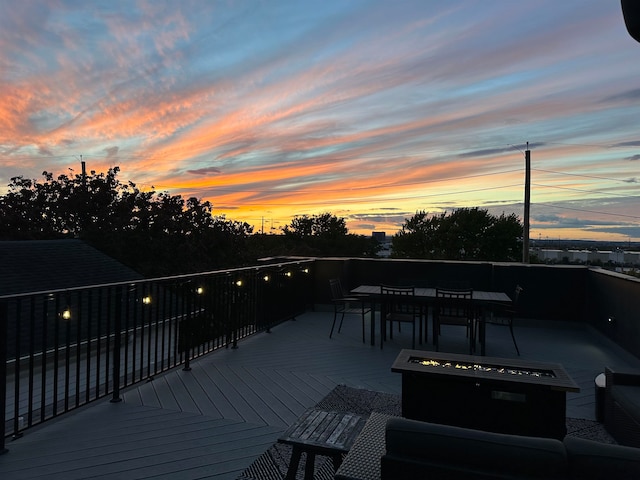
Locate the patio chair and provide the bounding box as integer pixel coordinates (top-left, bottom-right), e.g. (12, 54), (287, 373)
(483, 285), (522, 355)
(380, 285), (421, 349)
(433, 287), (475, 354)
(329, 278), (371, 342)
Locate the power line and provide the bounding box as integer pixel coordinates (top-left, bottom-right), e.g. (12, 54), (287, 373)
(535, 202), (640, 221)
(532, 183), (638, 198)
(542, 141), (634, 148)
(532, 168), (636, 184)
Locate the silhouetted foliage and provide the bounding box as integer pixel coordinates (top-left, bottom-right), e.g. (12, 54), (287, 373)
(392, 208), (522, 261)
(281, 213), (379, 257)
(0, 168), (380, 275)
(0, 167), (253, 275)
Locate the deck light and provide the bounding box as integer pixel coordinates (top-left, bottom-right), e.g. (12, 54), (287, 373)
(142, 295), (152, 305)
(235, 279), (243, 287)
(196, 287), (204, 295)
(61, 307), (71, 320)
(263, 274), (270, 282)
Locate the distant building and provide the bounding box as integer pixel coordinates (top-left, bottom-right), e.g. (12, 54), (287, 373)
(625, 252), (640, 265)
(572, 250), (590, 263)
(532, 247), (640, 267)
(536, 249), (561, 262)
(371, 232), (392, 258)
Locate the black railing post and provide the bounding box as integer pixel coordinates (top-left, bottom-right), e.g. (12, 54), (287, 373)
(110, 286), (123, 403)
(1, 300), (8, 454)
(224, 276), (233, 348)
(232, 280), (239, 349)
(183, 288), (192, 371)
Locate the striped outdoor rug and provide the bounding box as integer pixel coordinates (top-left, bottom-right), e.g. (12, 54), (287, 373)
(237, 384), (615, 480)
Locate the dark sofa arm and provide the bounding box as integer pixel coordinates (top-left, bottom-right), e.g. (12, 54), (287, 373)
(604, 366), (640, 447)
(605, 366), (640, 386)
(564, 436), (640, 480)
(382, 417), (567, 479)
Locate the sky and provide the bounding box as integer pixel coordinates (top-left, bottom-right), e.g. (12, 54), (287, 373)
(1, 0), (639, 243)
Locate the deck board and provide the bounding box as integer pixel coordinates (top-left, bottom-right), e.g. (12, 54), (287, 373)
(2, 310), (640, 479)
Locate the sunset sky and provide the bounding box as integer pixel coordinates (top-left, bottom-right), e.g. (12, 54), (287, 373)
(1, 0), (639, 242)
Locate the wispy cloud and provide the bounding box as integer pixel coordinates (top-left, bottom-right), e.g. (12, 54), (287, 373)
(1, 0), (639, 241)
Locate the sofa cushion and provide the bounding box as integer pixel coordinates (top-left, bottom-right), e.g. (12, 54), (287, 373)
(564, 436), (640, 480)
(384, 417), (567, 479)
(610, 384), (640, 420)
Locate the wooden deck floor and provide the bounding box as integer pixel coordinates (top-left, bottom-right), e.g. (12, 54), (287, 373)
(2, 309), (640, 479)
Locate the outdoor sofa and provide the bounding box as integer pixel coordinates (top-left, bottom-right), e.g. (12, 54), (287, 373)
(335, 413), (640, 480)
(605, 366), (640, 447)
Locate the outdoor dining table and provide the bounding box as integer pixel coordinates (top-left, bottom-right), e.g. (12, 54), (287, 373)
(351, 285), (512, 355)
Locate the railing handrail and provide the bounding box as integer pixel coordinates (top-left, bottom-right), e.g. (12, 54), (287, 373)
(0, 258), (314, 301)
(2, 259), (314, 449)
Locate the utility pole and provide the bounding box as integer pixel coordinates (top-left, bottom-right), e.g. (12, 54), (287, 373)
(523, 143), (531, 263)
(80, 156), (87, 235)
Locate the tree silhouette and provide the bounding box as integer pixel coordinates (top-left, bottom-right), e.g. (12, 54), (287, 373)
(0, 167), (253, 275)
(392, 208), (522, 261)
(281, 213), (378, 257)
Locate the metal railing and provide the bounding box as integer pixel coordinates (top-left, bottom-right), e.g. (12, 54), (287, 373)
(1, 260), (313, 450)
(4, 255), (640, 453)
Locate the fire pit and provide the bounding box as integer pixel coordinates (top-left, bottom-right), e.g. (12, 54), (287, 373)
(410, 358), (557, 378)
(392, 350), (580, 439)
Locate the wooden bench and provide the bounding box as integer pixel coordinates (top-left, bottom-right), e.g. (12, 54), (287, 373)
(277, 409), (366, 480)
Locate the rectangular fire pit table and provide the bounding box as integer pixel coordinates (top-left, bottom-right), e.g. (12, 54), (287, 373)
(392, 349), (580, 439)
(277, 408), (366, 480)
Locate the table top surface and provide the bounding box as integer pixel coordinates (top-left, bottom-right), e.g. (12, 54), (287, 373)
(278, 409), (366, 453)
(352, 285), (511, 303)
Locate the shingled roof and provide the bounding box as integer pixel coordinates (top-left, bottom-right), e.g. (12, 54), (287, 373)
(0, 239), (144, 296)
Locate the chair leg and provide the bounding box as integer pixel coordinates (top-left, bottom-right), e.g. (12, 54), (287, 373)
(509, 318), (520, 355)
(337, 312), (346, 333)
(423, 308), (427, 343)
(412, 321), (416, 349)
(433, 319), (438, 350)
(469, 320), (474, 354)
(329, 310), (339, 338)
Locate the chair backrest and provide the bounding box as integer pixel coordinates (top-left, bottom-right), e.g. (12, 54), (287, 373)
(380, 285), (415, 297)
(329, 278), (347, 301)
(380, 285), (416, 315)
(506, 285), (523, 314)
(513, 285), (523, 305)
(435, 287), (473, 324)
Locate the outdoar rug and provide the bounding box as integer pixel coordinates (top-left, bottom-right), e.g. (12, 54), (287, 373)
(237, 384), (615, 480)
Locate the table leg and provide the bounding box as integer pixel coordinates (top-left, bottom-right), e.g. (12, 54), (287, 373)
(479, 310), (486, 356)
(370, 301), (376, 346)
(332, 453), (342, 473)
(380, 302), (385, 349)
(285, 447), (302, 480)
(304, 452), (315, 480)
